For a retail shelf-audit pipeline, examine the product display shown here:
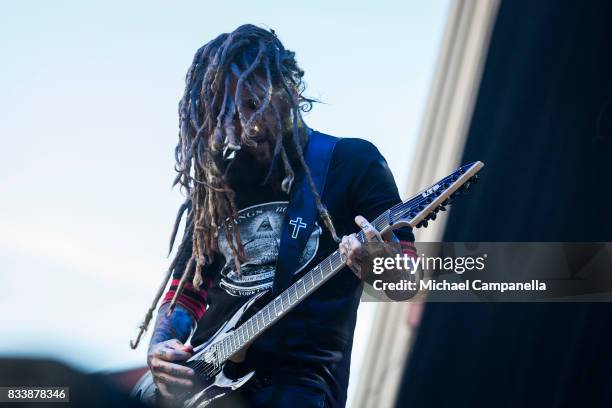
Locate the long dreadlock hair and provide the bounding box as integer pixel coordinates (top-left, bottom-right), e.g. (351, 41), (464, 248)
(168, 24), (340, 309)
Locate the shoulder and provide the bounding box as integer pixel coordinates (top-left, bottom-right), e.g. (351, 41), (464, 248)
(332, 137), (385, 165)
(335, 137), (381, 156)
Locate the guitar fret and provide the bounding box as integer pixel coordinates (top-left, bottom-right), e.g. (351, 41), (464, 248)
(217, 343), (223, 360)
(293, 285), (299, 300)
(223, 340), (229, 358)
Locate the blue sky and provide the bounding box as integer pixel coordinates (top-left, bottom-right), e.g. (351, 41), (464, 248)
(0, 0), (449, 403)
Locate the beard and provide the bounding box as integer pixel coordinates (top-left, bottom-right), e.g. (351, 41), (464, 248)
(226, 132), (284, 189)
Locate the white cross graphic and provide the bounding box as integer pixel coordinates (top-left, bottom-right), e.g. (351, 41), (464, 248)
(289, 217), (307, 239)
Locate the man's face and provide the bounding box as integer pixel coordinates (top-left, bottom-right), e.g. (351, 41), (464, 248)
(228, 75), (293, 165)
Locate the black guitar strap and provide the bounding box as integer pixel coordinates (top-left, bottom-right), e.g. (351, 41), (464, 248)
(272, 130), (338, 295)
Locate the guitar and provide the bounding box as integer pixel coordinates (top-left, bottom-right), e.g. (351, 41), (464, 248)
(132, 161), (484, 407)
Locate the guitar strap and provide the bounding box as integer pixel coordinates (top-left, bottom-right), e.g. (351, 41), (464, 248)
(272, 130), (338, 295)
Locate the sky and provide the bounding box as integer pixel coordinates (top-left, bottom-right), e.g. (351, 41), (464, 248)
(0, 0), (449, 404)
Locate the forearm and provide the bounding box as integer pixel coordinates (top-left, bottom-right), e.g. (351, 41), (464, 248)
(149, 303), (196, 347)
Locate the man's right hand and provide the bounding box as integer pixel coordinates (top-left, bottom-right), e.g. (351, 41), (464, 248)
(147, 339), (195, 399)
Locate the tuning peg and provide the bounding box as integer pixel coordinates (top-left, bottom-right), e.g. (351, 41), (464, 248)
(442, 199), (449, 206)
(438, 205), (446, 211)
(416, 220), (429, 229)
(470, 175), (479, 183)
(429, 213), (437, 221)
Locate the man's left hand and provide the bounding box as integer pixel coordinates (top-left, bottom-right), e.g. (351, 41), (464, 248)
(338, 215), (401, 280)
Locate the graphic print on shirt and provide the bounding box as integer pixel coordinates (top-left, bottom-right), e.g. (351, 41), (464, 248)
(218, 201), (321, 297)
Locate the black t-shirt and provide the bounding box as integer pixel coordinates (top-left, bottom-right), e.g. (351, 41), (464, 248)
(176, 135), (413, 407)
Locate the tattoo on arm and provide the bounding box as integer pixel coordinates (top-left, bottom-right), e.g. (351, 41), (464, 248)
(150, 303), (196, 346)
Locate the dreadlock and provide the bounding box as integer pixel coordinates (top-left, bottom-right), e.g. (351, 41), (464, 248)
(166, 24), (340, 313)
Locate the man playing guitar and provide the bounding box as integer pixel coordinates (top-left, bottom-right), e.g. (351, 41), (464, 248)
(145, 24), (416, 408)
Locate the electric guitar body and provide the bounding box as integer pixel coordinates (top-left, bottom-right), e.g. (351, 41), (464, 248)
(132, 291), (266, 407)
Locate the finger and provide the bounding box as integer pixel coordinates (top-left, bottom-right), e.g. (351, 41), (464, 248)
(342, 236), (354, 263)
(341, 235), (351, 248)
(346, 256), (361, 277)
(338, 236), (347, 253)
(355, 215), (382, 242)
(156, 346), (192, 361)
(154, 372), (193, 388)
(151, 359), (195, 378)
(166, 339), (193, 353)
(156, 381), (172, 399)
(339, 236), (351, 261)
(347, 235), (362, 257)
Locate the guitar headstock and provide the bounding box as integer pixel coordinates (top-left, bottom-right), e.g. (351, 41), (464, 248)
(381, 161), (484, 233)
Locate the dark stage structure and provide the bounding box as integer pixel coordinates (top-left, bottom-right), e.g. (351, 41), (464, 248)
(396, 1), (612, 407)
